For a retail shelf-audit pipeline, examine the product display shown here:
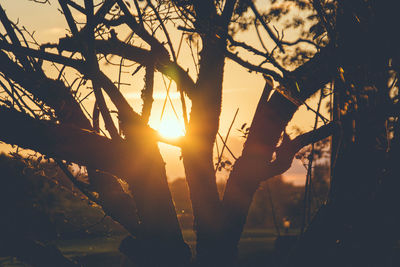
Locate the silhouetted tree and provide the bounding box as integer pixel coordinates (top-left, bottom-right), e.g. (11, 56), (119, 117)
(0, 0), (399, 266)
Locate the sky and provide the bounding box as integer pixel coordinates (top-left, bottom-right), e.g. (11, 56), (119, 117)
(0, 0), (329, 186)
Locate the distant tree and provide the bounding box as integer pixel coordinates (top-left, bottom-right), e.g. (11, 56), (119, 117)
(246, 175), (300, 229)
(0, 0), (399, 266)
(0, 153), (119, 244)
(0, 153), (105, 266)
(0, 153), (57, 241)
(169, 178), (194, 229)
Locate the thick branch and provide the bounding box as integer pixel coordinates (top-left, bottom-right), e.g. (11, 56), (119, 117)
(93, 70), (145, 131)
(92, 79), (120, 138)
(58, 0), (79, 36)
(58, 37), (196, 97)
(141, 62), (155, 123)
(220, 49), (335, 254)
(64, 0), (86, 14)
(0, 39), (84, 69)
(0, 50), (90, 128)
(193, 0), (216, 20)
(0, 48), (181, 147)
(0, 106), (134, 177)
(221, 0), (237, 27)
(286, 45), (334, 101)
(265, 122), (339, 179)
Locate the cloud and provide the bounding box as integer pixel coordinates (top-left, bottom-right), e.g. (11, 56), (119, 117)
(42, 27), (65, 35)
(125, 91), (181, 100)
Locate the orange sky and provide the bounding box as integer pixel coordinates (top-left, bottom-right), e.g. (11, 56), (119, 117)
(0, 1), (329, 186)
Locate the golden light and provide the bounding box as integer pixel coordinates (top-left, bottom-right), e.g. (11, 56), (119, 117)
(157, 115), (185, 139)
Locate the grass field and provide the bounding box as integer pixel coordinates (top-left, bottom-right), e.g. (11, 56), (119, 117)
(0, 229), (284, 267)
(2, 229), (400, 267)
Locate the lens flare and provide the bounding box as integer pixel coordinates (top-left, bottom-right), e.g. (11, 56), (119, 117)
(157, 116), (185, 139)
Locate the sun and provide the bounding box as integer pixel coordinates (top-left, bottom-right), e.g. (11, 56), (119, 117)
(157, 116), (185, 139)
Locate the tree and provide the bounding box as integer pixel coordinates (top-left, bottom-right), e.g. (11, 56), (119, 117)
(0, 0), (399, 266)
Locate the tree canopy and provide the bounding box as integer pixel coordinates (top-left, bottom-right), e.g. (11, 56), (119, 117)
(0, 0), (399, 266)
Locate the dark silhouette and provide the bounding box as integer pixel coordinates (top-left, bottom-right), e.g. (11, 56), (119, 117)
(0, 0), (399, 266)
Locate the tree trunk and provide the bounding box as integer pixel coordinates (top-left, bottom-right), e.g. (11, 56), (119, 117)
(121, 139), (191, 266)
(286, 2), (399, 262)
(182, 34), (226, 265)
(221, 91), (297, 261)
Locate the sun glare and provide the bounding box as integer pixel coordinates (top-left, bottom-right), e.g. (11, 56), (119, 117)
(158, 117), (185, 139)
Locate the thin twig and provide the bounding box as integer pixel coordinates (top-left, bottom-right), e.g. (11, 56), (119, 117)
(248, 1), (284, 53)
(215, 108), (239, 171)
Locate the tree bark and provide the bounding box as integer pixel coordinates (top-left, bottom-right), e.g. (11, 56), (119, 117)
(182, 34), (226, 264)
(286, 2), (400, 264)
(121, 137), (191, 266)
(221, 91), (297, 261)
(219, 44), (336, 261)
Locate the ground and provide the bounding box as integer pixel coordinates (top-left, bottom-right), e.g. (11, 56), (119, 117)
(0, 229), (283, 267)
(3, 229), (400, 266)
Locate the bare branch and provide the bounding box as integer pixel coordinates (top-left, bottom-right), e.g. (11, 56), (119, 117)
(248, 1), (284, 53)
(225, 50), (283, 81)
(147, 0), (177, 62)
(133, 0), (144, 27)
(281, 38), (321, 49)
(0, 5), (34, 71)
(227, 35), (288, 74)
(115, 0), (170, 59)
